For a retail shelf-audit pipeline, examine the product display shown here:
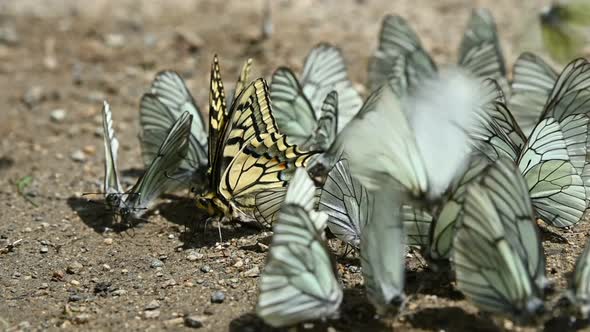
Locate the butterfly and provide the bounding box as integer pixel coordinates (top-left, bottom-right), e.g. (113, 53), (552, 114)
(539, 0), (590, 64)
(368, 9), (507, 93)
(139, 70), (208, 193)
(102, 101), (192, 222)
(453, 156), (546, 318)
(256, 168), (342, 327)
(565, 238), (590, 318)
(270, 43), (362, 150)
(195, 56), (317, 222)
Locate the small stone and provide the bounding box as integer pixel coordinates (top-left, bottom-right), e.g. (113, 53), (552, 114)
(104, 33), (125, 48)
(52, 270), (65, 281)
(23, 227), (32, 233)
(184, 315), (206, 328)
(73, 314), (90, 324)
(200, 265), (211, 273)
(39, 283), (49, 289)
(111, 289), (127, 296)
(103, 238), (113, 245)
(187, 253), (203, 261)
(162, 279), (177, 288)
(66, 261), (83, 274)
(143, 309), (160, 319)
(50, 109), (66, 122)
(257, 242), (269, 251)
(23, 86), (45, 107)
(203, 307), (214, 315)
(168, 234), (175, 239)
(195, 279), (205, 284)
(210, 291), (225, 303)
(40, 246), (49, 254)
(121, 269), (128, 274)
(233, 260), (244, 268)
(102, 264), (111, 271)
(70, 279), (80, 286)
(68, 294), (83, 302)
(70, 150), (86, 162)
(150, 259), (164, 268)
(145, 300), (160, 310)
(94, 282), (111, 295)
(155, 272), (164, 278)
(164, 317), (184, 326)
(243, 266), (260, 278)
(83, 145), (96, 155)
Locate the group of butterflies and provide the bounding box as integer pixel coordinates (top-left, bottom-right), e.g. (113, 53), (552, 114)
(95, 7), (590, 328)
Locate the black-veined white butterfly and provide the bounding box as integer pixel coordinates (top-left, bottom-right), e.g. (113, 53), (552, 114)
(368, 9), (507, 93)
(139, 71), (208, 193)
(256, 168), (342, 327)
(453, 156), (546, 318)
(270, 43), (362, 150)
(102, 101), (192, 222)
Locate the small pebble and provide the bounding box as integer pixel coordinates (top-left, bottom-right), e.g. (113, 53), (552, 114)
(40, 246), (49, 254)
(186, 253), (203, 261)
(50, 109), (66, 122)
(70, 150), (86, 162)
(66, 261), (83, 274)
(68, 294), (83, 302)
(52, 270), (65, 281)
(243, 266), (259, 278)
(210, 291), (225, 304)
(102, 264), (111, 271)
(200, 265), (211, 273)
(39, 283), (49, 289)
(162, 279), (177, 288)
(143, 310), (160, 319)
(111, 289), (127, 296)
(145, 300), (160, 310)
(233, 260), (244, 268)
(121, 269), (128, 274)
(103, 238), (113, 245)
(164, 317), (184, 327)
(184, 315), (206, 328)
(168, 234), (175, 239)
(23, 86), (44, 107)
(74, 314), (90, 324)
(70, 280), (80, 286)
(150, 259), (164, 268)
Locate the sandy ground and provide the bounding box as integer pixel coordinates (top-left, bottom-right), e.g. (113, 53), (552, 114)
(1, 0), (588, 331)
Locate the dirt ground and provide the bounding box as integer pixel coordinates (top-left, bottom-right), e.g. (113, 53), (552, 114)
(1, 0), (589, 331)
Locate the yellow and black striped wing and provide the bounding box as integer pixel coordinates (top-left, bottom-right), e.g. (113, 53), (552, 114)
(208, 54), (228, 173)
(220, 132), (317, 223)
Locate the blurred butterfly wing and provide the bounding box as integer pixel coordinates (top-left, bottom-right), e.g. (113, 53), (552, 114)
(559, 114), (590, 200)
(508, 52), (558, 136)
(257, 170), (342, 327)
(572, 239), (590, 317)
(318, 159), (371, 248)
(403, 204), (433, 247)
(300, 44), (362, 131)
(102, 101), (122, 194)
(222, 133), (317, 219)
(368, 15), (436, 91)
(541, 58), (590, 121)
(125, 112), (192, 217)
(454, 177), (543, 316)
(458, 9), (507, 92)
(518, 118), (586, 227)
(361, 186), (405, 315)
(313, 91), (338, 151)
(231, 58), (253, 104)
(270, 67), (317, 145)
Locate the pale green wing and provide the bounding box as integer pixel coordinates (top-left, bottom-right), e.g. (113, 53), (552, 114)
(508, 52), (558, 136)
(571, 238), (590, 318)
(101, 101), (122, 196)
(256, 169), (342, 327)
(453, 157), (545, 316)
(518, 118), (586, 227)
(300, 43), (362, 131)
(270, 67), (317, 146)
(402, 204), (433, 248)
(458, 9), (507, 93)
(124, 112), (192, 220)
(318, 159), (372, 248)
(312, 91), (338, 151)
(360, 186), (405, 315)
(368, 15), (436, 91)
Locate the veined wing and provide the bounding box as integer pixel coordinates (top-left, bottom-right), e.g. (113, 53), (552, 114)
(458, 9), (507, 92)
(232, 58), (253, 104)
(256, 169), (342, 327)
(313, 91), (338, 151)
(221, 132), (317, 219)
(208, 55), (228, 176)
(318, 159), (372, 248)
(541, 58), (590, 121)
(508, 52), (558, 136)
(102, 101), (122, 195)
(403, 204), (433, 248)
(300, 43), (362, 131)
(368, 15), (436, 91)
(124, 112), (192, 219)
(270, 67), (317, 145)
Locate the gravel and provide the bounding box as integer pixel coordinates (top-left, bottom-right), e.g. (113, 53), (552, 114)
(210, 291), (225, 304)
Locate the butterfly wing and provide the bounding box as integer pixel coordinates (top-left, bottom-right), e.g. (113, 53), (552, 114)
(124, 112), (192, 218)
(508, 52), (558, 136)
(270, 67), (317, 145)
(208, 55), (229, 179)
(300, 44), (362, 131)
(312, 91), (338, 151)
(571, 239), (590, 317)
(102, 101), (122, 195)
(318, 159), (372, 248)
(361, 185), (405, 315)
(230, 58), (253, 106)
(453, 157), (544, 317)
(368, 15), (436, 91)
(458, 9), (507, 92)
(257, 169), (342, 327)
(402, 204), (433, 248)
